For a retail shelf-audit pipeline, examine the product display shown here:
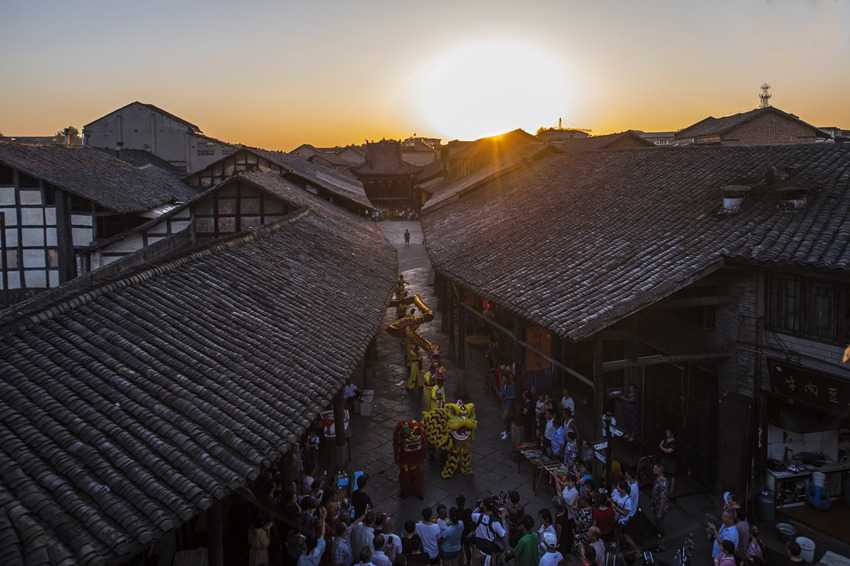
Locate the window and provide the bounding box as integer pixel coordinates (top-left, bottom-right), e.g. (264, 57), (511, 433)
(766, 273), (849, 344)
(197, 141), (215, 156)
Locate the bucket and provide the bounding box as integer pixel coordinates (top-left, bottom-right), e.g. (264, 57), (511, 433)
(359, 390), (374, 417)
(812, 471), (825, 487)
(795, 536), (815, 563)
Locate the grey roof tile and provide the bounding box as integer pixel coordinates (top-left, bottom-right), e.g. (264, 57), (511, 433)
(422, 144), (850, 341)
(0, 180), (397, 564)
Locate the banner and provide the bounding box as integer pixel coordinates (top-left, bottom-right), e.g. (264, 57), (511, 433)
(320, 409), (350, 438)
(525, 326), (553, 390)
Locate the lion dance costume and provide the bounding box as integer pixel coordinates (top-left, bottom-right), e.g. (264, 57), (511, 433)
(422, 401), (478, 478)
(393, 420), (430, 499)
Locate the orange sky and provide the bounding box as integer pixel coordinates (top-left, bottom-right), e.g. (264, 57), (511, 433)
(1, 0), (848, 151)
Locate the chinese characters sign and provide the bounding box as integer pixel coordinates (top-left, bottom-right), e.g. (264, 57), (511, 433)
(768, 358), (850, 415)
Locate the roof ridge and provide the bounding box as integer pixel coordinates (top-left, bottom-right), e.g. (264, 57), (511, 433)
(0, 207), (311, 339)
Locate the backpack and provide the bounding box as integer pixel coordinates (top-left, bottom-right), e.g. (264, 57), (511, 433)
(468, 514), (506, 555)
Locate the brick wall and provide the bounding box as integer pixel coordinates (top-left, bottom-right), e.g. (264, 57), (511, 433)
(722, 114), (818, 145)
(715, 269), (759, 396)
(715, 266), (850, 399)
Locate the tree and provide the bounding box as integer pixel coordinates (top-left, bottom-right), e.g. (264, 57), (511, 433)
(54, 126), (82, 145)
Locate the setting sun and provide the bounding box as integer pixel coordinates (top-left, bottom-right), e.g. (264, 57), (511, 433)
(417, 38), (574, 141)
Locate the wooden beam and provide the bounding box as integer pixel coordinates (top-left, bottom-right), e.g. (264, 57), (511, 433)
(600, 330), (633, 341)
(451, 289), (594, 387)
(654, 296), (734, 309)
(602, 351), (728, 372)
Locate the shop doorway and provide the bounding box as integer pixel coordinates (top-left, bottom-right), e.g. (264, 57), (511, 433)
(643, 362), (719, 488)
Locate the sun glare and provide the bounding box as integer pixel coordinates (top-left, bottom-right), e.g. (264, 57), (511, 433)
(418, 39), (573, 141)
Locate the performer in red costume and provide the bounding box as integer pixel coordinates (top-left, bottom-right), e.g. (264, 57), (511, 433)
(393, 420), (429, 499)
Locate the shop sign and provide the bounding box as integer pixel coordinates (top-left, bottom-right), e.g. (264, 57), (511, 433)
(767, 358), (850, 414)
(526, 326), (551, 371)
(320, 409), (350, 438)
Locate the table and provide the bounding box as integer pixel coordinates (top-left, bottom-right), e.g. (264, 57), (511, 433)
(517, 443), (565, 494)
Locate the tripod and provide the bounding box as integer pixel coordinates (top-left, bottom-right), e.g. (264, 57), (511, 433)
(605, 541), (625, 566)
(673, 533), (697, 566)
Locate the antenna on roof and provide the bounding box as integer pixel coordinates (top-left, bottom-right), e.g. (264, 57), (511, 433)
(759, 83), (772, 108)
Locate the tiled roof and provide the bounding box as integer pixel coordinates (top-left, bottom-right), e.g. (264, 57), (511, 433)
(421, 146), (553, 213)
(351, 141), (423, 177)
(84, 102), (201, 133)
(0, 181), (397, 564)
(421, 144), (850, 341)
(555, 131), (656, 150)
(0, 143), (198, 212)
(94, 147), (184, 176)
(241, 147), (372, 208)
(674, 106), (829, 140)
(447, 129), (541, 161)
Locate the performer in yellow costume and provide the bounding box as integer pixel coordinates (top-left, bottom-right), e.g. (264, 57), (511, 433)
(422, 401), (477, 478)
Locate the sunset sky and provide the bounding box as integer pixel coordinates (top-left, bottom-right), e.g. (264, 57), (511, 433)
(1, 0), (848, 151)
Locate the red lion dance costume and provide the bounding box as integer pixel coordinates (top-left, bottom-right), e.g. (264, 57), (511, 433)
(393, 420), (430, 499)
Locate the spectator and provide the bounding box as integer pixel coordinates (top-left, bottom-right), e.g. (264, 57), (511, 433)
(587, 527), (605, 566)
(373, 534), (393, 566)
(658, 429), (677, 494)
(352, 475), (372, 518)
(735, 507), (750, 561)
(511, 515), (539, 566)
(470, 497), (507, 566)
(715, 539), (736, 566)
(381, 515), (403, 563)
(350, 511), (377, 562)
(650, 464), (670, 551)
(591, 492), (615, 543)
(456, 495), (473, 566)
(559, 389), (575, 420)
(414, 507), (441, 565)
(499, 373), (516, 440)
(333, 522), (354, 566)
(539, 532), (563, 566)
(787, 540), (804, 564)
(406, 535), (429, 566)
(248, 512), (271, 566)
(522, 391), (536, 442)
(356, 547), (376, 566)
(707, 510), (739, 561)
(439, 507), (464, 566)
(618, 384), (638, 441)
(536, 508), (556, 556)
(298, 508), (327, 566)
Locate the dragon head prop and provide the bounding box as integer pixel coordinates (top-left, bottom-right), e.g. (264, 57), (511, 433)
(393, 420), (429, 465)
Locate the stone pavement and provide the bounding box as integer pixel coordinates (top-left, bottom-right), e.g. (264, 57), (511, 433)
(341, 220), (850, 566)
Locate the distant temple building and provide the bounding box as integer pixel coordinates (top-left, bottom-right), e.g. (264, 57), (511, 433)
(351, 140), (423, 211)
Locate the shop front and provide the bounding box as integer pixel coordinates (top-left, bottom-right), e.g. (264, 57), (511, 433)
(763, 359), (850, 537)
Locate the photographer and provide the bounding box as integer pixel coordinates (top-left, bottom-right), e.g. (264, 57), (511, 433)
(469, 497), (507, 566)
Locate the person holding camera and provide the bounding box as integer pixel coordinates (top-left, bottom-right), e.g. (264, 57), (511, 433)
(469, 497), (507, 566)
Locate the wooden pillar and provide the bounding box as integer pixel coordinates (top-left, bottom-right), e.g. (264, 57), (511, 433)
(207, 500), (224, 566)
(447, 285), (456, 360)
(514, 316), (526, 380)
(592, 334), (605, 446)
(333, 390), (349, 470)
(458, 295), (466, 371)
(552, 335), (564, 390)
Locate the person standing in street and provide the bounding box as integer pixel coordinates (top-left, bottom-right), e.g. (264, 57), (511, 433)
(499, 373), (516, 440)
(404, 229), (411, 247)
(650, 464), (669, 551)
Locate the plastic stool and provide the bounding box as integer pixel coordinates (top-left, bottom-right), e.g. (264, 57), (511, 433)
(806, 481), (831, 511)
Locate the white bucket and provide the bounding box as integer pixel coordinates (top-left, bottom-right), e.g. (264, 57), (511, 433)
(796, 536), (815, 563)
(813, 471), (825, 487)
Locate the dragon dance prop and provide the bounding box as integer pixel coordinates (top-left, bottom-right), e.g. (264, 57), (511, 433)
(387, 294), (435, 354)
(422, 401), (477, 478)
(393, 420), (430, 499)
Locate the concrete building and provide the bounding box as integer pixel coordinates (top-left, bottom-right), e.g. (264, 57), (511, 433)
(83, 102), (235, 173)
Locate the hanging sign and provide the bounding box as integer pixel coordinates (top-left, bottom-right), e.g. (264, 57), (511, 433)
(767, 358), (850, 415)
